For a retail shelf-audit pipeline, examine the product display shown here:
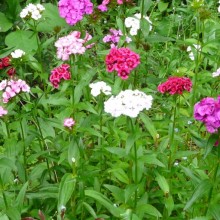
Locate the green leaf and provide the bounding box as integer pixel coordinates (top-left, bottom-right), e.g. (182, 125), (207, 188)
(209, 204), (220, 220)
(140, 0), (152, 14)
(0, 213), (9, 220)
(139, 112), (157, 141)
(83, 202), (97, 219)
(5, 30), (38, 53)
(37, 3), (69, 32)
(145, 34), (175, 43)
(85, 190), (122, 217)
(104, 184), (125, 202)
(140, 19), (150, 38)
(204, 134), (218, 159)
(58, 173), (76, 210)
(125, 134), (136, 154)
(109, 168), (130, 184)
(140, 154), (165, 167)
(116, 17), (124, 32)
(0, 157), (17, 171)
(136, 204), (162, 218)
(105, 147), (126, 158)
(165, 195), (174, 216)
(158, 2), (169, 12)
(0, 13), (13, 32)
(155, 173), (170, 195)
(15, 182), (29, 210)
(184, 179), (212, 210)
(5, 208), (20, 220)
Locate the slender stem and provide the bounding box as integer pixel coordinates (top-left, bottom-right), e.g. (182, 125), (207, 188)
(130, 117), (138, 211)
(205, 131), (220, 215)
(20, 121), (28, 182)
(168, 96), (178, 168)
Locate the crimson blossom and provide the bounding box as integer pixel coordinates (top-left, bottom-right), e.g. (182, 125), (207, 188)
(105, 47), (140, 80)
(50, 64), (71, 88)
(0, 56), (16, 76)
(158, 76), (192, 95)
(194, 96), (220, 133)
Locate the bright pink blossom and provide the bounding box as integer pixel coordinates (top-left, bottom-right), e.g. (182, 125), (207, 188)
(55, 31), (93, 61)
(194, 96), (220, 133)
(64, 118), (75, 128)
(105, 47), (140, 79)
(50, 64), (71, 88)
(0, 106), (7, 117)
(158, 76), (192, 95)
(58, 0), (93, 26)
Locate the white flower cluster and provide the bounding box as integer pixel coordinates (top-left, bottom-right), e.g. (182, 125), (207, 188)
(104, 89), (153, 118)
(20, 3), (45, 21)
(89, 81), (112, 97)
(11, 49), (25, 59)
(186, 44), (201, 61)
(125, 13), (152, 36)
(212, 68), (220, 77)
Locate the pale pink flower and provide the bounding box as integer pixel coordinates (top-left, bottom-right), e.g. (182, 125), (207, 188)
(0, 106), (8, 117)
(64, 118), (75, 128)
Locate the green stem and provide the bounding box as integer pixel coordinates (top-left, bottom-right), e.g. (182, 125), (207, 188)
(130, 118), (138, 211)
(20, 121), (28, 182)
(168, 96), (178, 168)
(205, 131), (220, 215)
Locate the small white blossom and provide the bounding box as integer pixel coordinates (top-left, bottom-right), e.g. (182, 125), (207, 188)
(182, 157), (187, 160)
(174, 161), (179, 166)
(89, 81), (112, 97)
(187, 44), (201, 61)
(212, 68), (220, 77)
(20, 3), (45, 21)
(125, 13), (152, 36)
(11, 49), (25, 58)
(104, 90), (153, 118)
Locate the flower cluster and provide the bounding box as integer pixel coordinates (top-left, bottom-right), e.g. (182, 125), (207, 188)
(158, 76), (192, 95)
(194, 96), (220, 133)
(104, 89), (153, 118)
(89, 81), (111, 97)
(58, 0), (93, 25)
(50, 64), (71, 88)
(103, 29), (131, 48)
(55, 31), (93, 61)
(20, 3), (45, 20)
(11, 49), (25, 59)
(64, 118), (75, 128)
(0, 106), (8, 117)
(212, 68), (220, 77)
(0, 56), (16, 76)
(105, 47), (140, 80)
(125, 13), (152, 36)
(0, 79), (30, 103)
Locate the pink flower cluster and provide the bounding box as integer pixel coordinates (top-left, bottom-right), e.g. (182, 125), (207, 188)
(0, 106), (8, 117)
(55, 31), (93, 61)
(194, 96), (220, 133)
(158, 76), (192, 95)
(58, 0), (93, 25)
(98, 0), (130, 11)
(105, 47), (140, 80)
(103, 29), (131, 48)
(50, 64), (71, 88)
(0, 79), (30, 103)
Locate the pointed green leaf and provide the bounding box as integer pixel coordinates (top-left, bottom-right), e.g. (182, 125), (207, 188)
(15, 182), (29, 209)
(155, 173), (170, 195)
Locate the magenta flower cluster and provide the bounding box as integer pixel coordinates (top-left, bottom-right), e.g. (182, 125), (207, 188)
(50, 64), (71, 89)
(158, 76), (192, 95)
(98, 0), (130, 11)
(58, 0), (93, 25)
(105, 47), (140, 80)
(194, 96), (220, 133)
(0, 79), (30, 103)
(55, 31), (93, 61)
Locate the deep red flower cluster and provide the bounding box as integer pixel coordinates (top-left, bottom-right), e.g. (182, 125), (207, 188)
(50, 64), (71, 88)
(105, 47), (140, 80)
(0, 56), (16, 76)
(158, 76), (192, 95)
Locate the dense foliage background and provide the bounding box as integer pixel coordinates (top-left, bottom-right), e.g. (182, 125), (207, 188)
(0, 0), (220, 219)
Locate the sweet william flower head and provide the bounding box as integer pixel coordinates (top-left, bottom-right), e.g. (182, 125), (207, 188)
(89, 81), (111, 97)
(20, 3), (45, 20)
(104, 89), (153, 118)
